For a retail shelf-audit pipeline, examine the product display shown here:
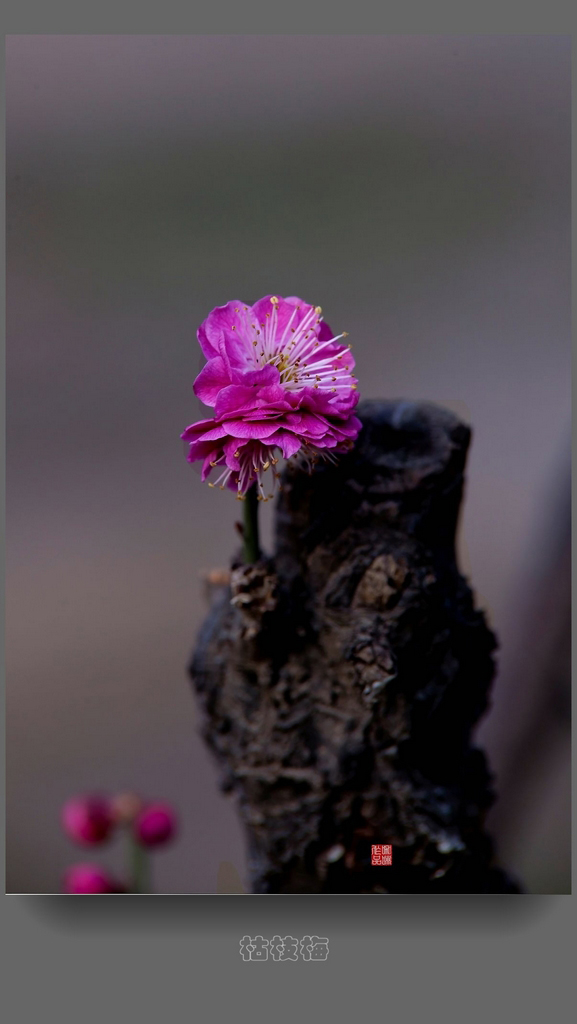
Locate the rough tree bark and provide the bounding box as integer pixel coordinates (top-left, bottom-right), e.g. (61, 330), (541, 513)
(189, 400), (521, 893)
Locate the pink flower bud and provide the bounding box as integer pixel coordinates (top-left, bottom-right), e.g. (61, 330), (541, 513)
(61, 795), (114, 846)
(134, 803), (177, 848)
(63, 863), (122, 894)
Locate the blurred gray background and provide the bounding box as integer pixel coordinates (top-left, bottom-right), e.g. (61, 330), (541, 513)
(6, 35), (570, 893)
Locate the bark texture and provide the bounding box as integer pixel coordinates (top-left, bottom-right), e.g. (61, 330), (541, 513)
(189, 400), (520, 893)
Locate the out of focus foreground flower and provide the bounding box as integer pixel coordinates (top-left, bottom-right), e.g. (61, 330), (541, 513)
(134, 803), (178, 847)
(63, 863), (123, 894)
(61, 795), (114, 846)
(61, 792), (178, 893)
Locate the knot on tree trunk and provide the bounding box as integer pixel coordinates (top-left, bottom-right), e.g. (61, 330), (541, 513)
(190, 400), (521, 893)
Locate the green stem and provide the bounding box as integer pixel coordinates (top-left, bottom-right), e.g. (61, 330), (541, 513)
(129, 835), (150, 894)
(242, 484), (260, 564)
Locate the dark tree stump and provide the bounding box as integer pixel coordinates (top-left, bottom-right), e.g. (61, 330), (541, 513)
(189, 400), (521, 893)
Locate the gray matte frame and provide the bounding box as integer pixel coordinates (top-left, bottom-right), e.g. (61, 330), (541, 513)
(1, 11), (574, 1024)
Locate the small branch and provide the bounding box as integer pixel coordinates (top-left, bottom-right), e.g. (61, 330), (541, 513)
(129, 835), (150, 894)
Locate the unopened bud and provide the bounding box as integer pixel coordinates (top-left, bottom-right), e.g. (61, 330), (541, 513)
(63, 863), (123, 894)
(134, 803), (178, 848)
(61, 795), (114, 846)
(110, 792), (144, 824)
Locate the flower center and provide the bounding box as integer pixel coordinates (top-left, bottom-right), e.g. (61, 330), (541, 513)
(239, 297), (356, 395)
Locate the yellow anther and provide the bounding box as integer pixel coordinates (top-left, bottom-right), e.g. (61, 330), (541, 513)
(314, 305), (322, 314)
(262, 461), (270, 470)
(270, 296), (279, 304)
(208, 482), (215, 488)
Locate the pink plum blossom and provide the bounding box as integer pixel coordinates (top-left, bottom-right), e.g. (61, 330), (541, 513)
(181, 295), (361, 499)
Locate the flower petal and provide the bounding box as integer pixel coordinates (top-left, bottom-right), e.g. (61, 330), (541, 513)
(180, 417), (219, 441)
(188, 422), (230, 443)
(223, 437), (249, 470)
(317, 320), (335, 342)
(186, 439), (222, 464)
(222, 419), (280, 439)
(267, 432), (302, 458)
(201, 301), (254, 369)
(238, 364), (280, 389)
(193, 356), (232, 406)
(255, 384), (291, 408)
(214, 385), (259, 420)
